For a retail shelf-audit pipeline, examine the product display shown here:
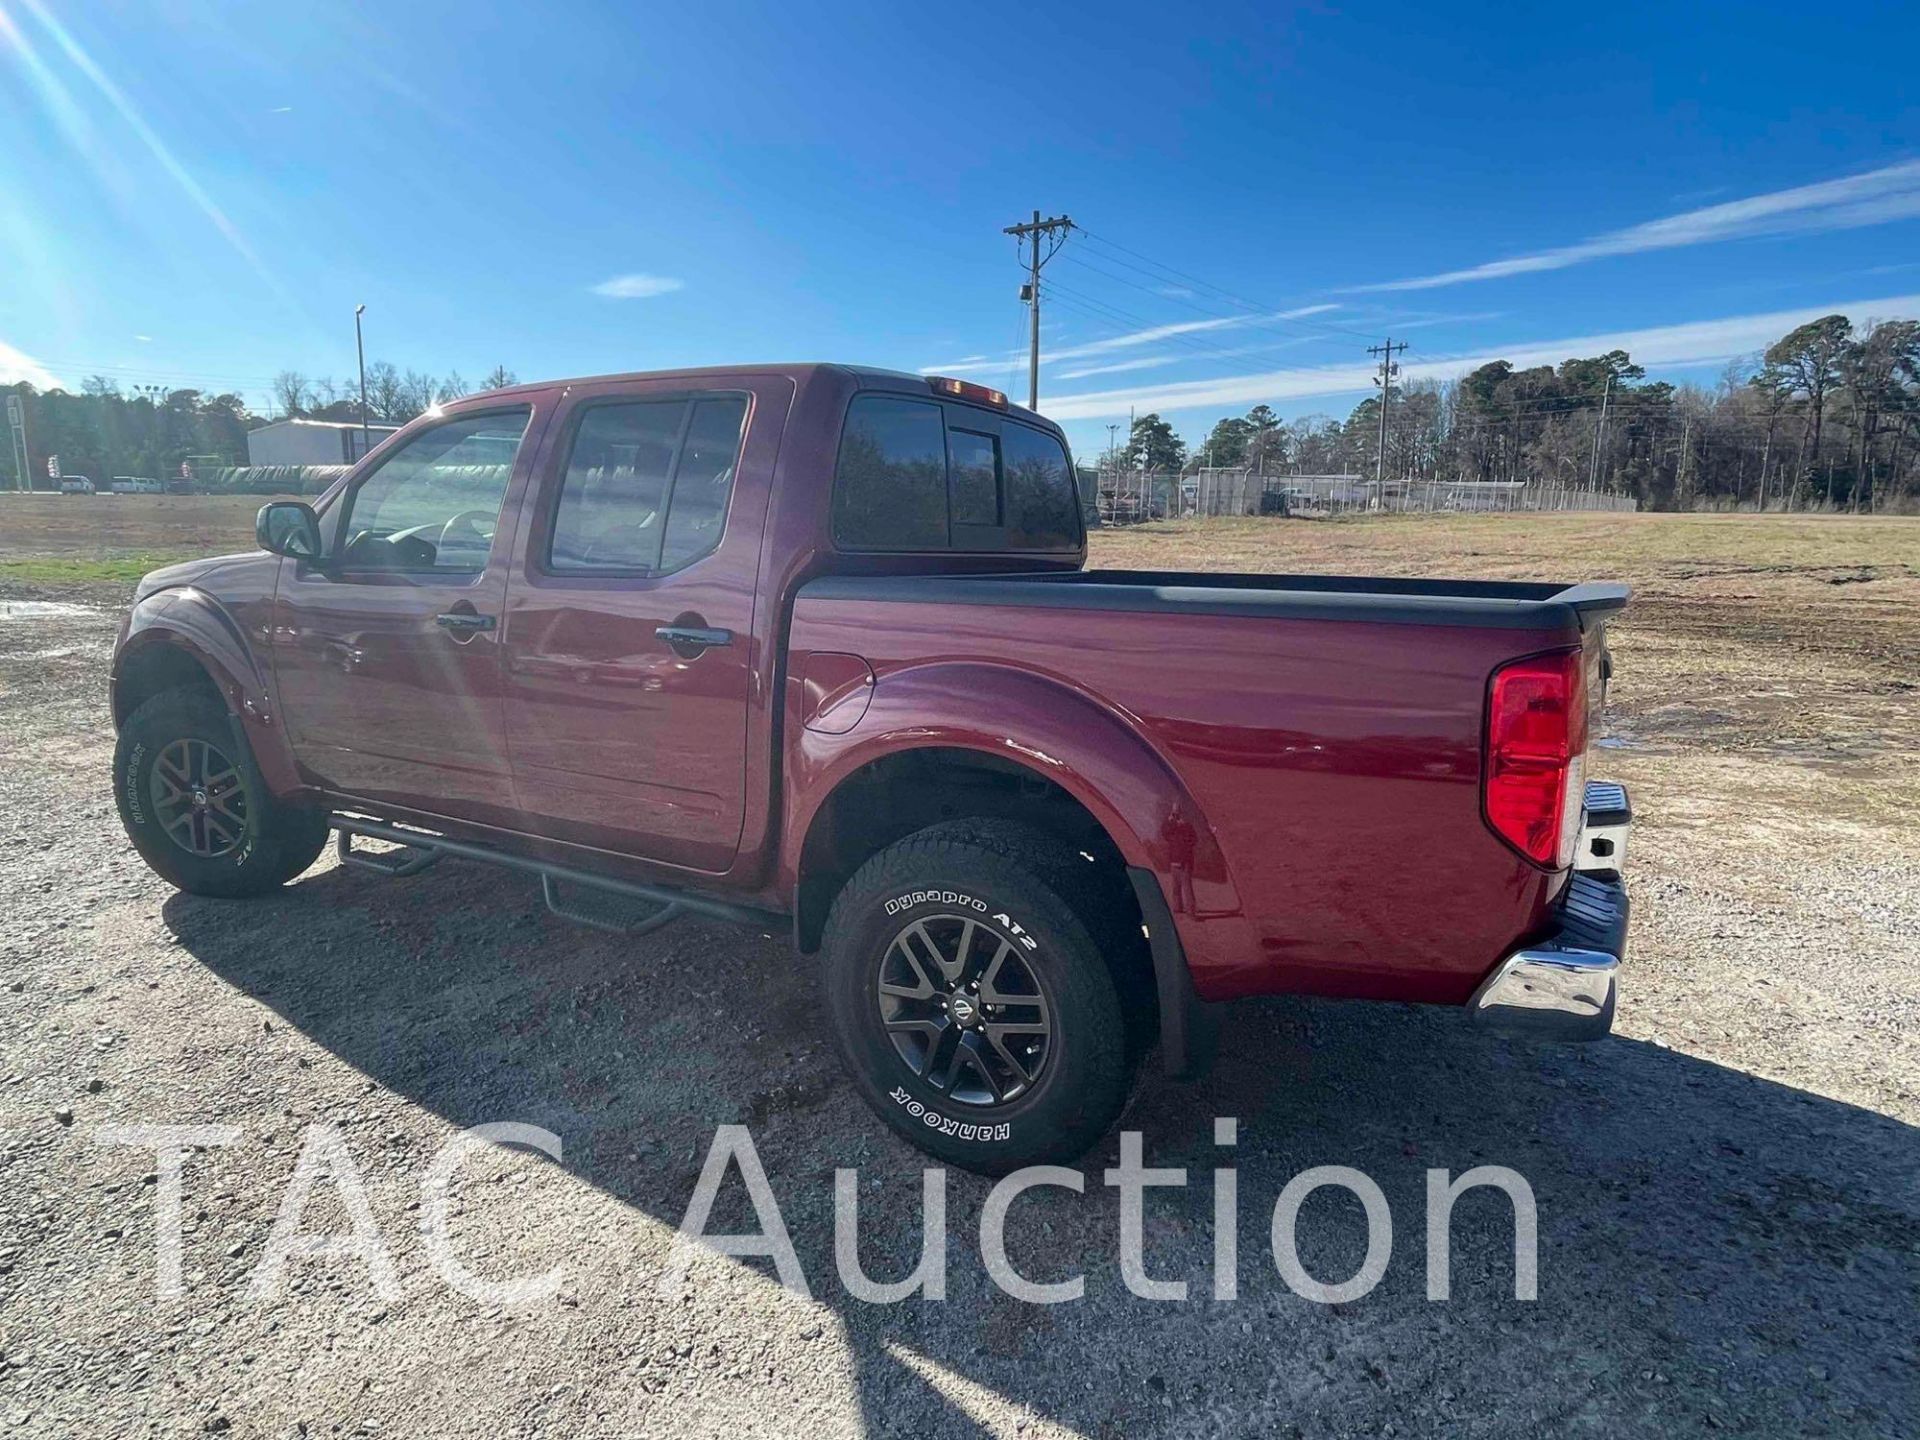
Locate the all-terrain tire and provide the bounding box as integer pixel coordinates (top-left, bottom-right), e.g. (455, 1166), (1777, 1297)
(114, 689), (330, 898)
(821, 819), (1137, 1175)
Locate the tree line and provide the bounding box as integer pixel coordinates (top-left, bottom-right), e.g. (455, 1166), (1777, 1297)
(1112, 315), (1920, 511)
(267, 363), (518, 427)
(0, 362), (518, 489)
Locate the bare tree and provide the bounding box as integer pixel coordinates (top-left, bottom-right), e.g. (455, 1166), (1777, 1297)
(480, 364), (518, 392)
(364, 362), (405, 424)
(398, 369), (439, 420)
(270, 370), (311, 418)
(438, 371), (470, 403)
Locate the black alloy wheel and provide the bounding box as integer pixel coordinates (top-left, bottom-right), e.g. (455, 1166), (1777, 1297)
(876, 913), (1054, 1107)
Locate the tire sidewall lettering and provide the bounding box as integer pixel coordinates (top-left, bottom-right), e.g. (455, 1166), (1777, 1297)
(123, 742), (147, 826)
(884, 889), (989, 917)
(888, 1086), (1012, 1143)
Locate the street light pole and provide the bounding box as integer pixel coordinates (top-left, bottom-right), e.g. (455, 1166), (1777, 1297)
(354, 304), (369, 458)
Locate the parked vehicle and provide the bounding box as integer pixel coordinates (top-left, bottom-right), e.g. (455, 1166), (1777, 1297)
(109, 364), (1631, 1172)
(110, 476), (164, 494)
(59, 475), (96, 495)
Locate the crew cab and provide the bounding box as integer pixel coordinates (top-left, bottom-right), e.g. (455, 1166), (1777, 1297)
(111, 364), (1631, 1172)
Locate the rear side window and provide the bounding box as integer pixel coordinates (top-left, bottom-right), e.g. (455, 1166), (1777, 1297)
(548, 394), (747, 574)
(1002, 423), (1079, 550)
(832, 394), (1079, 553)
(832, 397), (948, 549)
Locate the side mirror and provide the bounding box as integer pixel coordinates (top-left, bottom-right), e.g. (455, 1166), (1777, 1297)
(256, 501), (323, 560)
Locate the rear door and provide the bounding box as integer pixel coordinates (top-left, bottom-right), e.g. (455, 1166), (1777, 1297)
(498, 376), (789, 873)
(270, 403), (546, 826)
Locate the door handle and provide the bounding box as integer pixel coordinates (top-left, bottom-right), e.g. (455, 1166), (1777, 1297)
(436, 611), (497, 633)
(655, 624), (733, 654)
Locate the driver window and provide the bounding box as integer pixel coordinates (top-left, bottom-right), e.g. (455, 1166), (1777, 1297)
(340, 409), (531, 573)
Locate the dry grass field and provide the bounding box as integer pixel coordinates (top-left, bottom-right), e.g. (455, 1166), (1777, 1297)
(1, 495), (1916, 1436)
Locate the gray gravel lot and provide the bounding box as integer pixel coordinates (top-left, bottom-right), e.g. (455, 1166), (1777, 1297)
(0, 579), (1915, 1438)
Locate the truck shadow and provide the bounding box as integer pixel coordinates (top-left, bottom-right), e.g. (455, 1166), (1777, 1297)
(164, 858), (1919, 1436)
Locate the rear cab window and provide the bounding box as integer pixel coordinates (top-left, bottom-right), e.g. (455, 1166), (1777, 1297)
(832, 392), (1081, 554)
(545, 393), (749, 575)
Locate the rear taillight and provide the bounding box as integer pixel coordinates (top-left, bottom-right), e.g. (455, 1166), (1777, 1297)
(1484, 649), (1588, 868)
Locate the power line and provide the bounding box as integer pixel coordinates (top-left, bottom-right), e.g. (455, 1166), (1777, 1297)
(1043, 284), (1316, 378)
(1071, 227), (1388, 344)
(1053, 251), (1360, 350)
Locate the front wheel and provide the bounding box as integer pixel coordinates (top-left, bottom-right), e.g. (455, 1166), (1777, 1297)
(821, 820), (1135, 1175)
(114, 690), (329, 898)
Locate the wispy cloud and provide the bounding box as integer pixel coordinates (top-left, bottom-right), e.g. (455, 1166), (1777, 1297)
(1049, 315), (1243, 360)
(1056, 355), (1173, 380)
(1043, 293), (1920, 421)
(133, 333), (152, 342)
(918, 355), (1017, 375)
(0, 337), (61, 390)
(591, 272), (685, 300)
(1347, 160), (1920, 293)
(918, 305), (1344, 378)
(1047, 305), (1342, 363)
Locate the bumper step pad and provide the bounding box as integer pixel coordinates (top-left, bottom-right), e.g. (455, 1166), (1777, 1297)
(1470, 800), (1630, 1042)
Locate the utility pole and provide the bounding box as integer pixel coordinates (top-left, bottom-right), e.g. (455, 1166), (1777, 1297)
(1368, 338), (1407, 486)
(5, 393), (27, 493)
(355, 303), (370, 457)
(1587, 372), (1613, 492)
(1105, 422), (1121, 468)
(1002, 210), (1073, 411)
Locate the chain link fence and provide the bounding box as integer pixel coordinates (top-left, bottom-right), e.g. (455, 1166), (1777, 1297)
(1095, 468), (1638, 524)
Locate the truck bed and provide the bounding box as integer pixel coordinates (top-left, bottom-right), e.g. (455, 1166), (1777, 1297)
(789, 567), (1626, 1005)
(799, 570), (1629, 632)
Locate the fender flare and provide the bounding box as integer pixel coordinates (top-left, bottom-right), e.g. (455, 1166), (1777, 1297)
(787, 661), (1250, 1065)
(115, 588), (302, 796)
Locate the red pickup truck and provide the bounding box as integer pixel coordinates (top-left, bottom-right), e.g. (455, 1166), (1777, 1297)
(112, 364), (1631, 1172)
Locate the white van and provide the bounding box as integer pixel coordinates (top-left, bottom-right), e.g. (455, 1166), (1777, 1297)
(109, 476), (163, 494)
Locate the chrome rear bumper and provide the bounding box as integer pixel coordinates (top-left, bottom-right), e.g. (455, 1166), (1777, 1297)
(1471, 782), (1631, 1041)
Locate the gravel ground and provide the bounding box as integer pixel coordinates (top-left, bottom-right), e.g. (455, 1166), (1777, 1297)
(1, 528), (1916, 1438)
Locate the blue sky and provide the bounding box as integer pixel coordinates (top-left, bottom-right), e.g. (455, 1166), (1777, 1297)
(2, 0), (1918, 460)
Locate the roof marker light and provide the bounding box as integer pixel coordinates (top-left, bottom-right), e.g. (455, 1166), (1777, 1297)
(927, 377), (1008, 407)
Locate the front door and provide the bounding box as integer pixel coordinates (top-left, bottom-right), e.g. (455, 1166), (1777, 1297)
(499, 378), (782, 873)
(270, 404), (544, 826)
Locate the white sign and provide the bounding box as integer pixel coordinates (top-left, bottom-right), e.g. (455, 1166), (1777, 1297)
(47, 454), (59, 479)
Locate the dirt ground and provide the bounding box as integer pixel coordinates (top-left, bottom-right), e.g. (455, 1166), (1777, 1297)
(0, 497), (1915, 1437)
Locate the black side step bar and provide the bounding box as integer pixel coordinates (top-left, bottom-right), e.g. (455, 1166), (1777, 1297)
(329, 814), (786, 937)
(336, 828), (442, 877)
(540, 874), (685, 937)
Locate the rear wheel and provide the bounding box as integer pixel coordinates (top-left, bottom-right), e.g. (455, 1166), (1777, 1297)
(821, 820), (1136, 1174)
(115, 690), (329, 897)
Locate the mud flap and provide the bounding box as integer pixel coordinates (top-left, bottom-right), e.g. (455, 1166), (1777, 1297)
(1126, 866), (1219, 1081)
